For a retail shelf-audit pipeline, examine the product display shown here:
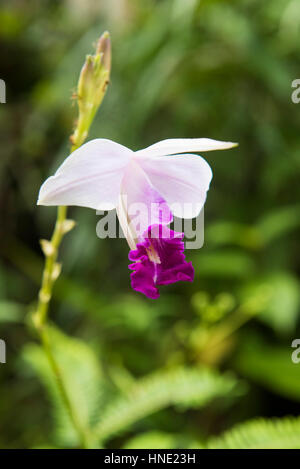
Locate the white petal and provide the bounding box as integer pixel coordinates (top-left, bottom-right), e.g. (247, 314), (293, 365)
(136, 153), (213, 218)
(135, 138), (237, 158)
(117, 159), (173, 247)
(37, 139), (132, 210)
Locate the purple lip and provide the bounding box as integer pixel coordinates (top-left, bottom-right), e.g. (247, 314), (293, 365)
(128, 224), (194, 299)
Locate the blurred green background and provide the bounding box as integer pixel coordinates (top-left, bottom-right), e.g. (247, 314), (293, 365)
(1, 0), (300, 449)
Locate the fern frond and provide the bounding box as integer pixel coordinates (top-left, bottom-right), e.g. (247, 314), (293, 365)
(95, 366), (240, 442)
(208, 416), (300, 449)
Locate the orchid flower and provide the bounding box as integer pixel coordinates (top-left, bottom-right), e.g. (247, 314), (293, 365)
(38, 138), (237, 298)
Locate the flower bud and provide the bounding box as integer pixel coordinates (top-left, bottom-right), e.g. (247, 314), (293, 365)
(71, 31), (111, 148)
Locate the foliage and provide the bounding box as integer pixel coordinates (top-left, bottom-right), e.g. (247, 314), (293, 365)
(208, 416), (300, 449)
(23, 327), (241, 447)
(95, 366), (240, 443)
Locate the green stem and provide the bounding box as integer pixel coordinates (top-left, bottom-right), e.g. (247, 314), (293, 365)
(33, 143), (93, 448)
(36, 140), (78, 326)
(40, 326), (90, 448)
(36, 204), (67, 326)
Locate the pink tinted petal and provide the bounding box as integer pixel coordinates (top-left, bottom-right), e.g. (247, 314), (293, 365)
(119, 160), (172, 244)
(136, 153), (212, 218)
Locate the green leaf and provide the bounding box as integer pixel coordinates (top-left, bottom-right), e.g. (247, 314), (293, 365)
(234, 337), (300, 402)
(22, 327), (104, 447)
(208, 416), (300, 449)
(0, 301), (25, 323)
(206, 221), (262, 250)
(256, 205), (300, 245)
(239, 272), (300, 335)
(193, 250), (256, 279)
(95, 367), (240, 442)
